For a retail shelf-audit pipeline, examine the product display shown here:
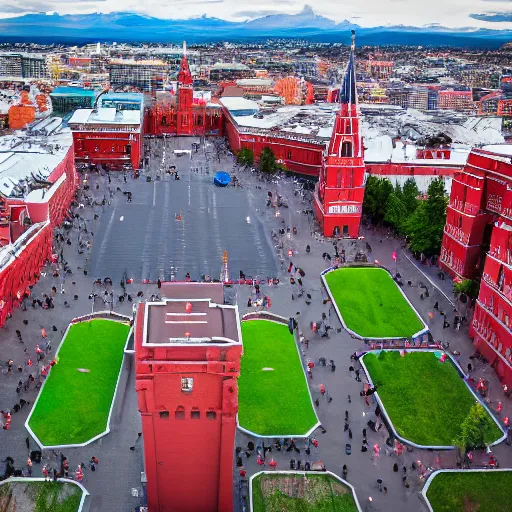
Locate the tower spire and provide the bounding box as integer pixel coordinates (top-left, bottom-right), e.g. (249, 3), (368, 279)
(183, 40), (187, 56)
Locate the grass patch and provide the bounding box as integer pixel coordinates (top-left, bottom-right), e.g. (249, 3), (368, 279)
(0, 481), (82, 512)
(252, 473), (358, 512)
(426, 471), (512, 512)
(324, 267), (424, 338)
(363, 351), (502, 446)
(28, 319), (130, 446)
(239, 320), (317, 436)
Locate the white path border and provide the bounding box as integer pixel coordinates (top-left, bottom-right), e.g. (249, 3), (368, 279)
(249, 470), (363, 512)
(25, 312), (132, 450)
(321, 265), (429, 341)
(360, 349), (507, 450)
(237, 312), (321, 439)
(0, 477), (90, 512)
(421, 469), (512, 512)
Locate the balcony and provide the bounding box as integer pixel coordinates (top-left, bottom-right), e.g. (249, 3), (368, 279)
(476, 297), (512, 336)
(439, 249), (465, 277)
(444, 223), (470, 245)
(449, 199), (479, 216)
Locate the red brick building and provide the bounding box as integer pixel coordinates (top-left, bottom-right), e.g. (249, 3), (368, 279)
(437, 90), (475, 112)
(68, 106), (143, 170)
(440, 147), (512, 387)
(313, 35), (365, 238)
(0, 119), (78, 326)
(134, 282), (242, 512)
(145, 46), (223, 137)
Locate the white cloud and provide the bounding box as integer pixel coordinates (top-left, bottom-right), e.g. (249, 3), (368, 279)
(0, 0), (512, 29)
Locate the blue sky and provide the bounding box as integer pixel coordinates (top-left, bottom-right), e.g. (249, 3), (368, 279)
(1, 0), (512, 29)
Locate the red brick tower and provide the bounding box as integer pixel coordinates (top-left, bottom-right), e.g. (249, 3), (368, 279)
(314, 31), (365, 238)
(177, 42), (194, 136)
(135, 283), (242, 512)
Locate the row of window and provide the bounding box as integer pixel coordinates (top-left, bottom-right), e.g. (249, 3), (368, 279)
(159, 407), (217, 421)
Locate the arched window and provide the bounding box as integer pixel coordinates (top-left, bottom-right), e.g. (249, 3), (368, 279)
(175, 406), (185, 420)
(206, 410), (216, 420)
(191, 408), (200, 419)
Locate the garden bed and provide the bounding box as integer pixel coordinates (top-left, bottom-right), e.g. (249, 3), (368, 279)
(238, 320), (318, 436)
(424, 470), (512, 512)
(0, 480), (85, 512)
(362, 351), (503, 447)
(323, 266), (425, 338)
(251, 472), (360, 512)
(27, 319), (130, 447)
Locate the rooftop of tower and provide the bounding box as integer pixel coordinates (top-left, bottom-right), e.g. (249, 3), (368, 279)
(142, 283), (241, 346)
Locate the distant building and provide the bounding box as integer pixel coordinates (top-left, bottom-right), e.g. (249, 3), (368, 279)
(438, 90), (474, 112)
(209, 62), (254, 82)
(109, 59), (168, 92)
(0, 53), (48, 79)
(408, 86), (429, 110)
(387, 87), (410, 109)
(364, 58), (393, 79)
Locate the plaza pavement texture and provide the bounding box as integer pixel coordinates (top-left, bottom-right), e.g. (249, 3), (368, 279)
(0, 136), (510, 512)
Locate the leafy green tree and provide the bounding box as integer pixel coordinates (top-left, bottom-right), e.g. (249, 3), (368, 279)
(454, 279), (480, 300)
(259, 147), (277, 174)
(363, 176), (394, 223)
(384, 192), (408, 233)
(237, 147), (254, 166)
(456, 403), (492, 451)
(402, 178), (420, 215)
(404, 178), (448, 256)
(394, 182), (403, 200)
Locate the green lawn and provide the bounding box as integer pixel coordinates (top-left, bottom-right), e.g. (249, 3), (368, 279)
(426, 471), (512, 512)
(0, 481), (82, 512)
(239, 320), (317, 436)
(252, 473), (359, 512)
(324, 267), (424, 338)
(28, 319), (130, 446)
(363, 351), (502, 446)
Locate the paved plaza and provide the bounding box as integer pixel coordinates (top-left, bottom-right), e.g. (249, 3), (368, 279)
(0, 135), (510, 512)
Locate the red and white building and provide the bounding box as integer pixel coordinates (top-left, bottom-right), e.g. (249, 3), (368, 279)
(313, 39), (365, 238)
(0, 117), (78, 326)
(145, 45), (223, 137)
(68, 103), (143, 170)
(440, 146), (512, 387)
(135, 282), (242, 512)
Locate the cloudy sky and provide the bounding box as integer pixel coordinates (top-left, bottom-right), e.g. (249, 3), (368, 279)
(1, 0), (512, 29)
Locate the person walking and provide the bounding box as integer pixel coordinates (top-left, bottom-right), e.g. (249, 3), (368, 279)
(26, 457), (32, 476)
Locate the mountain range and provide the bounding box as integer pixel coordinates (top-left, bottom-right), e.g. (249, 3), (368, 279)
(0, 5), (511, 48)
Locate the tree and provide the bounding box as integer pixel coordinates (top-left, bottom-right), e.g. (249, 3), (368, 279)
(237, 147), (254, 166)
(384, 192), (407, 233)
(402, 178), (420, 215)
(404, 178), (448, 256)
(454, 279), (480, 301)
(456, 403), (492, 451)
(363, 176), (394, 223)
(259, 147), (277, 174)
